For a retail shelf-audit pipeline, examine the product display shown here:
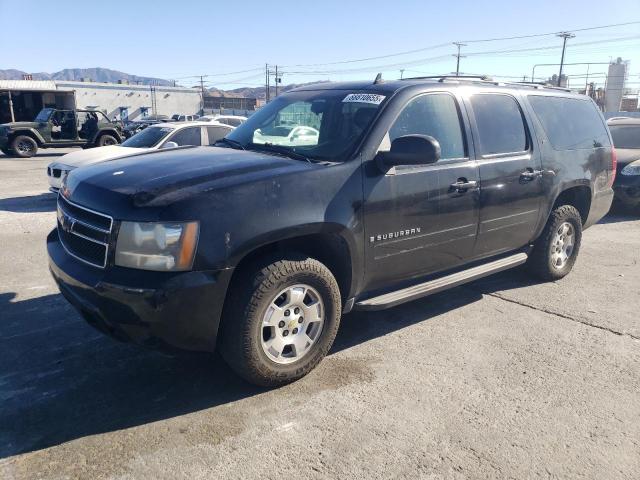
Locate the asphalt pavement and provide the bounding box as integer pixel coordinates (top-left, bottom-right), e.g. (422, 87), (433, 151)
(0, 149), (639, 479)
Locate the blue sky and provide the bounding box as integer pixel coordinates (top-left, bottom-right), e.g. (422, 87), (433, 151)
(1, 0), (638, 90)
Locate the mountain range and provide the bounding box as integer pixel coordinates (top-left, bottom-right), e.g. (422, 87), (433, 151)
(0, 67), (174, 87)
(0, 67), (328, 99)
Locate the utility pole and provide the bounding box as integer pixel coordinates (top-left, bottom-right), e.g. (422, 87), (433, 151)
(265, 63), (269, 103)
(400, 69), (405, 79)
(275, 65), (279, 97)
(453, 42), (466, 77)
(556, 32), (575, 87)
(199, 75), (206, 114)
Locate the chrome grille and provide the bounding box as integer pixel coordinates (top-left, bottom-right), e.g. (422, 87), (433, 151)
(57, 195), (113, 268)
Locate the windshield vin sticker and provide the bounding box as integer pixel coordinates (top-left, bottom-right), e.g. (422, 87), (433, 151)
(342, 93), (386, 105)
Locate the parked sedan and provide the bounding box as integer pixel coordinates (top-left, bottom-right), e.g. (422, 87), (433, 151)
(608, 117), (640, 208)
(47, 121), (233, 192)
(252, 125), (319, 146)
(201, 115), (247, 127)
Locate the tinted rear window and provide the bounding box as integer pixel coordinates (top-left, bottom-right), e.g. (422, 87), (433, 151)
(609, 125), (640, 149)
(528, 96), (610, 150)
(470, 94), (528, 156)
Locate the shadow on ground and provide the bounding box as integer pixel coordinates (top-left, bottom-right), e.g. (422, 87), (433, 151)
(0, 282), (485, 458)
(0, 193), (57, 213)
(597, 203), (639, 224)
(0, 151), (68, 159)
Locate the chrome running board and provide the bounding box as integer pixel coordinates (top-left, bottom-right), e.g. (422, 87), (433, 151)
(355, 252), (528, 311)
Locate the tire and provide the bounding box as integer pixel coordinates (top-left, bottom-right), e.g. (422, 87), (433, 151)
(10, 135), (38, 158)
(96, 134), (118, 147)
(219, 254), (342, 387)
(528, 205), (582, 281)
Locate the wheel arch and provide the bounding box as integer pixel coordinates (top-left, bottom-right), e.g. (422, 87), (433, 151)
(551, 183), (592, 225)
(227, 224), (358, 305)
(9, 129), (45, 146)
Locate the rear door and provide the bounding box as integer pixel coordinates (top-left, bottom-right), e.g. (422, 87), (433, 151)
(166, 126), (202, 147)
(362, 91), (480, 291)
(466, 93), (543, 257)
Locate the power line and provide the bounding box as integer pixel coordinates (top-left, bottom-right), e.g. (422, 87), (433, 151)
(459, 20), (640, 43)
(280, 21), (640, 69)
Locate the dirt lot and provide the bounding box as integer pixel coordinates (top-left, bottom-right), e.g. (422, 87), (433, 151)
(1, 150), (639, 480)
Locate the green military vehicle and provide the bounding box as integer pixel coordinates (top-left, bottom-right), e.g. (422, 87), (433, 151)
(0, 108), (123, 158)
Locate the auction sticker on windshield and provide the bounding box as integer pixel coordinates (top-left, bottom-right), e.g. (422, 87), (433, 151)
(342, 93), (386, 105)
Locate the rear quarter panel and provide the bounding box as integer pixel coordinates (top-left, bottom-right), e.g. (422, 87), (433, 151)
(520, 93), (613, 235)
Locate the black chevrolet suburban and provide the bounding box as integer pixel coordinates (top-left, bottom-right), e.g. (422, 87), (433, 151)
(48, 76), (615, 386)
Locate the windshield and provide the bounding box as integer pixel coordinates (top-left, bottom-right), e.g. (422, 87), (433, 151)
(35, 108), (54, 122)
(226, 90), (386, 161)
(610, 125), (640, 149)
(121, 126), (173, 148)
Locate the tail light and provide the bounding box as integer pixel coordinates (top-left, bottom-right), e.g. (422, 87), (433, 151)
(608, 146), (617, 188)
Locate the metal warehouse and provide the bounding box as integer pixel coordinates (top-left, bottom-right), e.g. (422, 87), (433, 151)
(0, 79), (201, 123)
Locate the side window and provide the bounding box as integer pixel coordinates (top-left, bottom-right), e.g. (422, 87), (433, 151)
(207, 126), (230, 145)
(528, 96), (611, 150)
(470, 94), (528, 156)
(383, 94), (466, 160)
(169, 127), (201, 146)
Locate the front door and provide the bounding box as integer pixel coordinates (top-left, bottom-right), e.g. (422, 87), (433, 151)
(362, 92), (480, 292)
(465, 93), (544, 258)
(49, 110), (78, 142)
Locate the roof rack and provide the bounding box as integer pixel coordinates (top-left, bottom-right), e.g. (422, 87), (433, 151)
(509, 81), (572, 92)
(401, 75), (493, 82)
(401, 75), (573, 92)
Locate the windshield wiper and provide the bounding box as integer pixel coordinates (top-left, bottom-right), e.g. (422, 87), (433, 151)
(249, 143), (311, 162)
(214, 138), (245, 150)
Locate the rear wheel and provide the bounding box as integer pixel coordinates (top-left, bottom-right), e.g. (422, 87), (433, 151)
(97, 134), (118, 147)
(219, 254), (342, 387)
(528, 205), (582, 281)
(11, 135), (38, 158)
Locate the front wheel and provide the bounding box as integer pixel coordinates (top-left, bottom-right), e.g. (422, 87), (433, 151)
(219, 254), (342, 387)
(528, 205), (583, 281)
(11, 135), (38, 158)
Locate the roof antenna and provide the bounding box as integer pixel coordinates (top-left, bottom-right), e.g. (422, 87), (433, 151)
(373, 73), (383, 84)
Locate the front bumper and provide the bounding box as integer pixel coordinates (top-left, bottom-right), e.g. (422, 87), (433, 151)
(614, 175), (640, 207)
(47, 228), (234, 352)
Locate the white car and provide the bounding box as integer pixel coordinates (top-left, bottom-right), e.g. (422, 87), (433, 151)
(252, 125), (319, 146)
(171, 114), (200, 122)
(201, 114), (247, 127)
(47, 121), (233, 191)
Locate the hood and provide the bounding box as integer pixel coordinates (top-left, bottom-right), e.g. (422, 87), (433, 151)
(615, 148), (640, 167)
(55, 145), (147, 168)
(64, 146), (317, 213)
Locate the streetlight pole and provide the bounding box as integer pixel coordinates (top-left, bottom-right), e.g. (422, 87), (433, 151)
(556, 32), (575, 87)
(453, 42), (466, 77)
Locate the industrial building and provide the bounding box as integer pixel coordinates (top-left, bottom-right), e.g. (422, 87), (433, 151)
(0, 79), (202, 123)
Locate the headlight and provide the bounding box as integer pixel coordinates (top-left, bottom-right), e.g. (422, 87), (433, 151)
(620, 160), (640, 176)
(115, 221), (199, 271)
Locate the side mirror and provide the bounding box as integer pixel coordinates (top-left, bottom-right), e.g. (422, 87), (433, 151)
(162, 141), (179, 149)
(376, 134), (441, 171)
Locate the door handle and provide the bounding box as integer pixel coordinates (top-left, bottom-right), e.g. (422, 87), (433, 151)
(450, 179), (478, 192)
(520, 169), (543, 181)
